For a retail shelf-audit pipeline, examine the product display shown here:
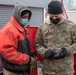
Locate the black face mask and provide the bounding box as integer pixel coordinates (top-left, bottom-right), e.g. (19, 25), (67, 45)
(50, 17), (60, 25)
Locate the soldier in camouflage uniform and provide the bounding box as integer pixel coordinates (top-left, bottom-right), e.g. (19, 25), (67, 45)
(34, 1), (76, 75)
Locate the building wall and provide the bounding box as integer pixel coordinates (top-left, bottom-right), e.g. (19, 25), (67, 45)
(0, 0), (50, 28)
(0, 0), (50, 8)
(0, 5), (44, 28)
(67, 12), (76, 23)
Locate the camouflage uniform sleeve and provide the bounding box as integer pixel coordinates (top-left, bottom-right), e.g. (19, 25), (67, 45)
(34, 27), (47, 57)
(65, 24), (76, 54)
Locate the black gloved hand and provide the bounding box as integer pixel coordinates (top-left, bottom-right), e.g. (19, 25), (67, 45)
(54, 48), (67, 59)
(44, 49), (56, 59)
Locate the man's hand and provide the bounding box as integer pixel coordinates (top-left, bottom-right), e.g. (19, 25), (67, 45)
(44, 49), (56, 59)
(30, 57), (36, 65)
(54, 48), (67, 59)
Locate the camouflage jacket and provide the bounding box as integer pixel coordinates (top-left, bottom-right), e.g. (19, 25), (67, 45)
(34, 16), (76, 75)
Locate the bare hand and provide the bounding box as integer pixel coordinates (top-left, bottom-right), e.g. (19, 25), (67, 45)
(30, 57), (36, 65)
